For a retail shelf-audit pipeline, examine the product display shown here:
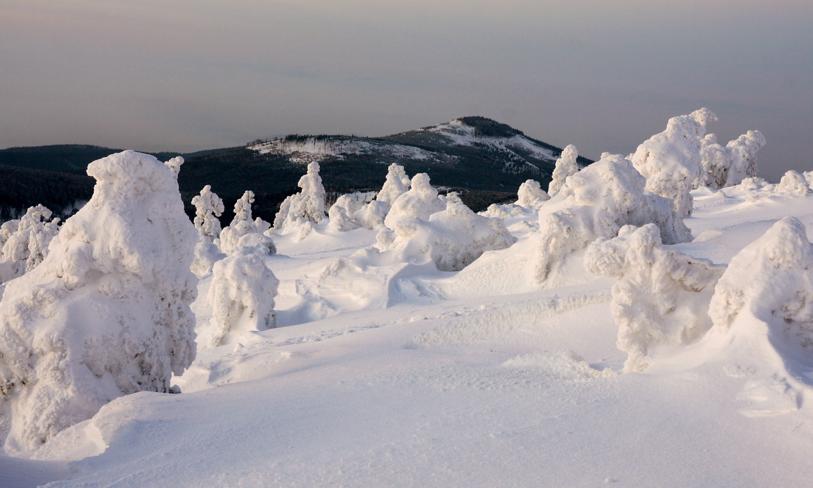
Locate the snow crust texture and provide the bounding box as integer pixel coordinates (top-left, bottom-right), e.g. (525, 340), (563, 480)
(0, 151), (198, 453)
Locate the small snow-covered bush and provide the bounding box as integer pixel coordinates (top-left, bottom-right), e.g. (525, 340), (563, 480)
(536, 153), (691, 283)
(379, 193), (515, 271)
(548, 144), (579, 196)
(586, 224), (723, 371)
(191, 185), (226, 278)
(219, 191), (274, 256)
(328, 192), (377, 231)
(383, 173), (445, 230)
(724, 130), (766, 187)
(0, 150), (198, 452)
(516, 179), (549, 208)
(631, 108), (715, 217)
(776, 170), (810, 197)
(709, 217), (813, 348)
(203, 238), (279, 348)
(0, 205), (60, 283)
(273, 162), (327, 234)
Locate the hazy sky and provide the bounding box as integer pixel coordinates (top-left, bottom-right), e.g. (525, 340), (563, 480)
(1, 0), (811, 179)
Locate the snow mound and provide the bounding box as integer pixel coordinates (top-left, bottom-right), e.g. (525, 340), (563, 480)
(378, 193), (515, 271)
(631, 108), (715, 217)
(0, 205), (60, 283)
(548, 144), (579, 196)
(0, 150), (198, 453)
(776, 170), (810, 197)
(328, 192), (378, 231)
(586, 224), (723, 371)
(536, 153), (691, 284)
(382, 173), (445, 231)
(273, 162), (327, 236)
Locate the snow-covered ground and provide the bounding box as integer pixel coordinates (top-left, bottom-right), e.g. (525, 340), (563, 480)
(2, 181), (813, 487)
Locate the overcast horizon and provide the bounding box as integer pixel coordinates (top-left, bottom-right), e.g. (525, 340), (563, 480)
(2, 0), (812, 179)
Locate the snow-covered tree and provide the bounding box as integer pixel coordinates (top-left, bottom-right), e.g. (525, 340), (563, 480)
(190, 185), (226, 278)
(202, 236), (279, 348)
(631, 108), (716, 217)
(536, 153), (691, 283)
(516, 179), (549, 208)
(383, 173), (444, 230)
(0, 151), (198, 452)
(586, 224), (723, 371)
(219, 191), (274, 256)
(164, 156), (184, 177)
(378, 192), (515, 271)
(377, 163), (410, 206)
(328, 192), (377, 231)
(0, 205), (60, 283)
(776, 170), (810, 197)
(548, 144), (579, 196)
(697, 134), (730, 189)
(724, 130), (766, 187)
(273, 162), (327, 234)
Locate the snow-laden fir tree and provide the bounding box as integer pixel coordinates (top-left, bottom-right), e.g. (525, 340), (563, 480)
(0, 205), (60, 283)
(548, 144), (579, 197)
(516, 180), (549, 209)
(585, 224), (723, 371)
(631, 108), (715, 218)
(724, 130), (766, 187)
(383, 173), (444, 231)
(273, 161), (327, 235)
(191, 185), (226, 277)
(0, 151), (198, 453)
(219, 190), (274, 256)
(376, 163), (410, 206)
(536, 153), (690, 283)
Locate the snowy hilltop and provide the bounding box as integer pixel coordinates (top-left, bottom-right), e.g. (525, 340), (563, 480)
(4, 109), (813, 487)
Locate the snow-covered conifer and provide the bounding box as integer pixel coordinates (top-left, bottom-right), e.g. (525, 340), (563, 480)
(383, 173), (444, 230)
(219, 191), (275, 256)
(516, 179), (549, 208)
(192, 185), (225, 240)
(0, 151), (197, 452)
(631, 108), (715, 217)
(548, 144), (579, 196)
(586, 224), (723, 371)
(536, 153), (690, 283)
(377, 163), (410, 206)
(724, 130), (766, 187)
(273, 162), (327, 234)
(164, 156), (184, 177)
(0, 205), (60, 283)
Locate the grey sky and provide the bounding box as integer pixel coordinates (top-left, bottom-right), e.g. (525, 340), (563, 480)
(1, 0), (811, 179)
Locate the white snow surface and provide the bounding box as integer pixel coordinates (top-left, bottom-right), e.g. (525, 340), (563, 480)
(4, 152), (813, 487)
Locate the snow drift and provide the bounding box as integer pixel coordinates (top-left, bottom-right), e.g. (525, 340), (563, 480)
(536, 153), (691, 283)
(586, 224), (723, 371)
(0, 150), (198, 453)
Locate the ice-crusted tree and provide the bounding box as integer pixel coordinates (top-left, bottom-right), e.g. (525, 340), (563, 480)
(219, 191), (274, 256)
(516, 179), (549, 208)
(586, 224), (723, 371)
(164, 156), (184, 177)
(776, 170), (810, 196)
(377, 163), (411, 206)
(536, 153), (691, 283)
(631, 108), (716, 217)
(724, 130), (766, 187)
(378, 192), (515, 271)
(697, 134), (730, 189)
(202, 234), (279, 348)
(709, 217), (813, 355)
(0, 151), (198, 452)
(548, 144), (579, 196)
(0, 205), (60, 283)
(383, 173), (444, 230)
(190, 185), (226, 278)
(273, 162), (327, 234)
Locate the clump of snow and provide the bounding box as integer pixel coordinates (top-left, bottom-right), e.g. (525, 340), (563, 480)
(201, 239), (279, 348)
(190, 185), (225, 278)
(724, 130), (766, 187)
(273, 162), (327, 236)
(586, 224), (723, 371)
(536, 153), (691, 283)
(516, 179), (549, 208)
(0, 205), (60, 283)
(709, 217), (813, 346)
(776, 170), (810, 197)
(0, 150), (197, 453)
(382, 173), (445, 231)
(219, 191), (274, 256)
(548, 144), (579, 196)
(378, 192), (515, 271)
(631, 108), (715, 217)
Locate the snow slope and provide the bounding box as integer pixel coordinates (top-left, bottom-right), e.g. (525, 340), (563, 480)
(4, 180), (813, 487)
